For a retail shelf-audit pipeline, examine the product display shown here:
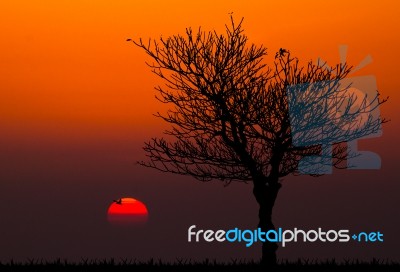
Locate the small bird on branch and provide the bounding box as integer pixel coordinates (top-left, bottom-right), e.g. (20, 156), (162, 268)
(275, 48), (289, 59)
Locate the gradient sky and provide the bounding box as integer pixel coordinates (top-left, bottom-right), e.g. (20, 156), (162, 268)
(0, 0), (399, 262)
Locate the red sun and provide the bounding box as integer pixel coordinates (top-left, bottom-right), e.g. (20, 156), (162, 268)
(107, 197), (149, 226)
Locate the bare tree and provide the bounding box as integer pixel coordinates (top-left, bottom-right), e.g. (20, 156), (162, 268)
(132, 17), (387, 265)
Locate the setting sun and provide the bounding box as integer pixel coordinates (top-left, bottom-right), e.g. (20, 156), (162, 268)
(107, 197), (148, 226)
(0, 0), (398, 266)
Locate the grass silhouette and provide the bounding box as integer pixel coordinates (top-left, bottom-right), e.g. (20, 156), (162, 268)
(0, 258), (399, 271)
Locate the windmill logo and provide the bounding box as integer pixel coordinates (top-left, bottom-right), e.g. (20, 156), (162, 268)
(287, 45), (382, 174)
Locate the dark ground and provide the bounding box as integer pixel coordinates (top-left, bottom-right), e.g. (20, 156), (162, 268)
(0, 259), (399, 272)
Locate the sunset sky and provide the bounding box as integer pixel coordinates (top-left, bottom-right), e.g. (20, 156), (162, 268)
(0, 0), (399, 262)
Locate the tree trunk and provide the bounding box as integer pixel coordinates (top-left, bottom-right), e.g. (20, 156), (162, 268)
(253, 182), (282, 266)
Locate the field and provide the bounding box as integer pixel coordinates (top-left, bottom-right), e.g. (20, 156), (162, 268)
(0, 259), (398, 272)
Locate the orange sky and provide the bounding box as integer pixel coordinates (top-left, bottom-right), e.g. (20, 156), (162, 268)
(0, 1), (399, 262)
(0, 0), (399, 146)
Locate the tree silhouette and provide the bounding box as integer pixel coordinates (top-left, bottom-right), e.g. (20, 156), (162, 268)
(132, 17), (387, 265)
